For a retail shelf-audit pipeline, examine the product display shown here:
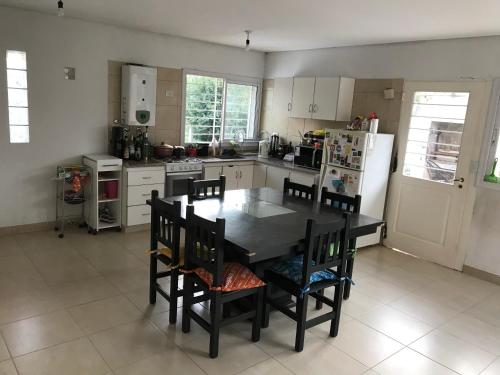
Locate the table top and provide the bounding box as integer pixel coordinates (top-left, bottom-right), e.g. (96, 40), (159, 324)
(157, 188), (383, 264)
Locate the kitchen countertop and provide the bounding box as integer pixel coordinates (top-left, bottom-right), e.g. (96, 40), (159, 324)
(199, 154), (320, 175)
(123, 159), (165, 168)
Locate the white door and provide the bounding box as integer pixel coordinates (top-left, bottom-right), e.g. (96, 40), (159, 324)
(238, 165), (254, 189)
(385, 81), (487, 269)
(312, 77), (340, 121)
(291, 77), (315, 118)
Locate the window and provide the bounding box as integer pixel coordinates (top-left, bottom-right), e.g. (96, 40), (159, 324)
(403, 91), (470, 184)
(183, 72), (260, 144)
(6, 50), (29, 143)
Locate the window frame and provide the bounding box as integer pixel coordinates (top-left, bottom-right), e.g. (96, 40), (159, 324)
(478, 78), (500, 190)
(181, 69), (262, 145)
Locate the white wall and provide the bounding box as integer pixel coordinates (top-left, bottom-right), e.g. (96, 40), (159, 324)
(265, 37), (500, 277)
(265, 36), (500, 80)
(0, 6), (265, 227)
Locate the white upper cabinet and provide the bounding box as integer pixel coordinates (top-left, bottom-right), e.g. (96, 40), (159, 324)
(290, 77), (354, 121)
(273, 77), (294, 115)
(290, 77), (316, 118)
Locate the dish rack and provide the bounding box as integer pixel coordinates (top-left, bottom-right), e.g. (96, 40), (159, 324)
(53, 165), (93, 238)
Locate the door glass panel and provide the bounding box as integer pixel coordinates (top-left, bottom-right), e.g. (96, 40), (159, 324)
(403, 92), (469, 184)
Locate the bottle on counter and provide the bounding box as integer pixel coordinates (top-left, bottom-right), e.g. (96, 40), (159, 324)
(123, 134), (130, 160)
(128, 135), (135, 160)
(143, 127), (151, 161)
(135, 135), (142, 161)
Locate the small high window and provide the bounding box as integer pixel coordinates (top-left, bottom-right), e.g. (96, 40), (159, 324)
(6, 50), (29, 143)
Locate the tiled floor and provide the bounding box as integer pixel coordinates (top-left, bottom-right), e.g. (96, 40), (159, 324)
(1, 228), (500, 374)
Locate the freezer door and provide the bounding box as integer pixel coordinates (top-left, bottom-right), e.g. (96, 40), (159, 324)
(325, 130), (367, 171)
(320, 165), (362, 197)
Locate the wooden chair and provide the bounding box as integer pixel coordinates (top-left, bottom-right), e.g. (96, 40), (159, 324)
(187, 175), (226, 200)
(182, 205), (265, 358)
(283, 177), (316, 201)
(149, 190), (184, 324)
(263, 213), (351, 352)
(320, 187), (361, 301)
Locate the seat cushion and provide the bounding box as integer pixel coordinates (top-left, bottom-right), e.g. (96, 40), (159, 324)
(269, 255), (337, 287)
(193, 262), (265, 292)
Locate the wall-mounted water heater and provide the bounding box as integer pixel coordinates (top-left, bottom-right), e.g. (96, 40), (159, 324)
(121, 65), (157, 126)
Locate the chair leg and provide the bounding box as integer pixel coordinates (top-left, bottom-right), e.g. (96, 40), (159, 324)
(343, 257), (354, 300)
(262, 286), (270, 328)
(330, 281), (345, 337)
(222, 303), (231, 318)
(168, 268), (179, 324)
(149, 254), (157, 304)
(182, 274), (193, 334)
(209, 291), (222, 358)
(252, 288), (264, 342)
(295, 294), (309, 352)
(315, 289), (324, 310)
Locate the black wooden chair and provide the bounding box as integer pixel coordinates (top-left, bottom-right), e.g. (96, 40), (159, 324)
(263, 213), (351, 352)
(182, 205), (265, 358)
(283, 177), (316, 201)
(320, 187), (361, 301)
(188, 175), (226, 200)
(149, 190), (184, 324)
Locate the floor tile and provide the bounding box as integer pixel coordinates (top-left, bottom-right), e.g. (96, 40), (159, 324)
(481, 357), (500, 375)
(69, 295), (143, 334)
(113, 345), (205, 375)
(50, 277), (120, 308)
(103, 266), (150, 294)
(328, 319), (403, 367)
(1, 310), (83, 357)
(125, 287), (172, 316)
(352, 276), (410, 304)
(331, 289), (382, 319)
(0, 360), (18, 375)
(85, 248), (144, 274)
(466, 293), (500, 328)
(274, 334), (368, 375)
(410, 330), (496, 375)
(0, 335), (9, 362)
(89, 320), (168, 370)
(374, 348), (457, 375)
(356, 304), (433, 345)
(0, 237), (21, 258)
(237, 358), (293, 375)
(14, 338), (109, 375)
(389, 293), (461, 327)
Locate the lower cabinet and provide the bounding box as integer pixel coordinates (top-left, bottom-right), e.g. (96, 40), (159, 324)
(289, 170), (317, 187)
(203, 165), (222, 180)
(265, 165), (291, 192)
(253, 164), (267, 188)
(222, 163), (254, 190)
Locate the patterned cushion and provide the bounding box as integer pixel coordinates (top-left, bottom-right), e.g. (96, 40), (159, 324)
(270, 255), (337, 289)
(193, 262), (265, 292)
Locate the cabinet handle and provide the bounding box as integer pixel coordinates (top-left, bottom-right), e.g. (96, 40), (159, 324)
(235, 170), (238, 179)
(141, 213), (149, 216)
(288, 102), (292, 111)
(142, 193), (150, 197)
(142, 176), (152, 180)
(308, 104), (312, 113)
(239, 171), (242, 179)
(313, 104), (318, 113)
(103, 164), (120, 167)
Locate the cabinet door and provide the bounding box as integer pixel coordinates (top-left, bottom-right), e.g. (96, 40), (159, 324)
(312, 77), (340, 121)
(290, 77), (315, 118)
(237, 165), (254, 189)
(336, 77), (355, 121)
(204, 165), (222, 180)
(289, 170), (318, 187)
(222, 165), (238, 190)
(265, 166), (290, 192)
(253, 164), (267, 188)
(274, 77), (294, 116)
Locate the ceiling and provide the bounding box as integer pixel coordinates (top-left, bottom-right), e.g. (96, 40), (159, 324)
(2, 0), (500, 52)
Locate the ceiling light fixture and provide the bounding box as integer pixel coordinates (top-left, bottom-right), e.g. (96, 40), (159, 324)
(57, 0), (64, 17)
(244, 30), (251, 51)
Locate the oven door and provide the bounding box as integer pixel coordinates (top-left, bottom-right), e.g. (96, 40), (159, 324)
(165, 170), (203, 197)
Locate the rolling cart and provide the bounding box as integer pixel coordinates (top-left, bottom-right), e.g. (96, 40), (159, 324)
(54, 165), (92, 238)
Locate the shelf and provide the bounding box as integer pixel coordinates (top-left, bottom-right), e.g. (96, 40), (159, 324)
(98, 222), (120, 229)
(98, 177), (120, 182)
(98, 198), (120, 203)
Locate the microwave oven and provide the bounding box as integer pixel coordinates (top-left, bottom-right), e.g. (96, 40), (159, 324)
(294, 145), (323, 170)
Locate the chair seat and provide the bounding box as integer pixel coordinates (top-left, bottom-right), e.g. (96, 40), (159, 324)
(157, 246), (185, 266)
(268, 255), (338, 291)
(193, 262), (265, 292)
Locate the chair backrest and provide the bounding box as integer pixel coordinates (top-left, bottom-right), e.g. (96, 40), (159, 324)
(300, 213), (351, 289)
(320, 187), (361, 213)
(184, 204), (225, 287)
(188, 175), (226, 200)
(150, 190), (182, 264)
(283, 177), (316, 201)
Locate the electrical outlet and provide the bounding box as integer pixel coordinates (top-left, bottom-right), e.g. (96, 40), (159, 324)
(64, 67), (75, 80)
(165, 89), (174, 97)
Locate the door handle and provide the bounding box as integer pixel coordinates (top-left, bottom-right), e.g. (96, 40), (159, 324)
(454, 177), (465, 183)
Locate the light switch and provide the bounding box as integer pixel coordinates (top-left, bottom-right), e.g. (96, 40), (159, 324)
(64, 67), (75, 80)
(165, 89), (174, 97)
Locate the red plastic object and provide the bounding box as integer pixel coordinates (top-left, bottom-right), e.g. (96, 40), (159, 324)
(104, 180), (118, 199)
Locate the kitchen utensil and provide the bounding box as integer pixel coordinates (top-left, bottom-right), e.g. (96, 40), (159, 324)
(484, 158), (498, 183)
(173, 146), (185, 159)
(154, 142), (173, 159)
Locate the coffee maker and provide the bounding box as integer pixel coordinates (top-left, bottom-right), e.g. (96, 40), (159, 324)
(269, 132), (280, 157)
(111, 126), (126, 158)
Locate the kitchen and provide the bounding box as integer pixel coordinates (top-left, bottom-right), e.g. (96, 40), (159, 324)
(1, 1), (500, 375)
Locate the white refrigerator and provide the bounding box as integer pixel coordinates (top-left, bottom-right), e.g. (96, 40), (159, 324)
(319, 130), (394, 247)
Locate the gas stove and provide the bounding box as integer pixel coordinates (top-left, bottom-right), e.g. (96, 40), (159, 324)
(165, 157), (203, 174)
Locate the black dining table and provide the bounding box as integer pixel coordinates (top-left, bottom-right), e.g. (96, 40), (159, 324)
(154, 187), (383, 266)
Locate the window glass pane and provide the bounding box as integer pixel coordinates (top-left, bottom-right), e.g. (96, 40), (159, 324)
(184, 74), (223, 143)
(6, 50), (26, 70)
(8, 88), (28, 107)
(8, 107), (29, 125)
(224, 83), (257, 140)
(7, 69), (27, 88)
(9, 126), (29, 143)
(403, 92), (469, 184)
